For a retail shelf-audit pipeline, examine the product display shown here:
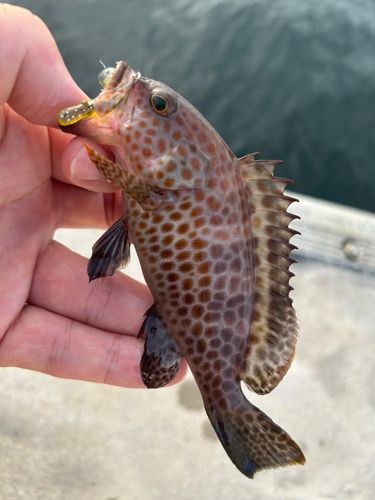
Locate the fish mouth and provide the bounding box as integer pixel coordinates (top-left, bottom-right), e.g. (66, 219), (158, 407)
(57, 61), (139, 131)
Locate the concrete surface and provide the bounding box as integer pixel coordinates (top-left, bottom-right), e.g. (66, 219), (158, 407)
(1, 197), (374, 499)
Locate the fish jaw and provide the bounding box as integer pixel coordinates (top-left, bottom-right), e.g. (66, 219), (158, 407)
(58, 61), (138, 145)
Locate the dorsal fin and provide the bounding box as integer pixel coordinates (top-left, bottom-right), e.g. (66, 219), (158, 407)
(239, 153), (300, 395)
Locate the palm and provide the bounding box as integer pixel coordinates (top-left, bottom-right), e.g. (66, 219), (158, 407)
(1, 104), (55, 330)
(0, 102), (150, 386)
(0, 6), (186, 387)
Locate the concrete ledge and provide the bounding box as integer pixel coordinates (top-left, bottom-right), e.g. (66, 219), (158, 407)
(1, 197), (374, 499)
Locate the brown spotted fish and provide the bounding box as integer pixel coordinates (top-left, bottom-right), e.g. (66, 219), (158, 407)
(58, 61), (305, 478)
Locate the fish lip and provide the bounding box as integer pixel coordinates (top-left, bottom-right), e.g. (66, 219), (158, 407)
(106, 61), (128, 88)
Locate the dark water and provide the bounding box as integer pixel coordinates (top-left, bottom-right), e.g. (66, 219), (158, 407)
(8, 0), (375, 212)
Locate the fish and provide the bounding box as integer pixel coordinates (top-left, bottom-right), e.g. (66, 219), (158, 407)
(58, 61), (305, 478)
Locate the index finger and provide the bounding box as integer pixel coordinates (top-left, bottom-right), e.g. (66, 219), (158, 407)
(0, 4), (86, 127)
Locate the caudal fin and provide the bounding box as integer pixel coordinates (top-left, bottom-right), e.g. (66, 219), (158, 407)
(209, 398), (305, 478)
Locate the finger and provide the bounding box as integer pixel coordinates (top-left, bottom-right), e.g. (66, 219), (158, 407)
(0, 105), (51, 206)
(53, 179), (123, 229)
(28, 240), (150, 336)
(0, 304), (187, 388)
(0, 5), (86, 127)
(56, 134), (121, 192)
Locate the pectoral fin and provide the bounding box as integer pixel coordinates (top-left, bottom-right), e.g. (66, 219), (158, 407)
(87, 217), (130, 282)
(85, 144), (177, 210)
(138, 304), (182, 389)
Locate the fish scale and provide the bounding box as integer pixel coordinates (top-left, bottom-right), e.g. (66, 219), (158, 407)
(58, 61), (305, 478)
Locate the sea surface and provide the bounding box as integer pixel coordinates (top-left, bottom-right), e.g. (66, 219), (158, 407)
(7, 0), (375, 212)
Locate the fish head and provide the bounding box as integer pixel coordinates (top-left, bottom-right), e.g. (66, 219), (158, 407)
(58, 61), (227, 183)
(58, 61), (182, 150)
(58, 61), (139, 145)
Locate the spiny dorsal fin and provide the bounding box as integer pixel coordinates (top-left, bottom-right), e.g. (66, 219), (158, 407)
(239, 153), (300, 395)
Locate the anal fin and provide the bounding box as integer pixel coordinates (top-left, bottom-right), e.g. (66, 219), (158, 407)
(239, 153), (300, 395)
(87, 217), (130, 282)
(138, 304), (182, 389)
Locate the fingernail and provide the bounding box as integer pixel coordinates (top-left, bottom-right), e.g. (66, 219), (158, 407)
(70, 146), (104, 180)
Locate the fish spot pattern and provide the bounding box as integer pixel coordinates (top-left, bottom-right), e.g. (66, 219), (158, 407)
(125, 118), (252, 410)
(73, 66), (304, 477)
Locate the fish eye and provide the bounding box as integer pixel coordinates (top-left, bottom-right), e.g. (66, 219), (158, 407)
(151, 95), (168, 113)
(98, 67), (115, 88)
(149, 89), (178, 116)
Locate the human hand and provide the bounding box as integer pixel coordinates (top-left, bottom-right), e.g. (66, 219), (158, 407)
(0, 5), (187, 387)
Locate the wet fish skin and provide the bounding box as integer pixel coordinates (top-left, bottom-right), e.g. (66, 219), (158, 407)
(58, 61), (305, 478)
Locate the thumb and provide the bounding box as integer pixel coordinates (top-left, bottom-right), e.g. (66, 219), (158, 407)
(0, 5), (87, 128)
(60, 137), (121, 193)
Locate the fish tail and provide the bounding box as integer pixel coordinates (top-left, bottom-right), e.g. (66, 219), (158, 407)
(207, 396), (305, 478)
